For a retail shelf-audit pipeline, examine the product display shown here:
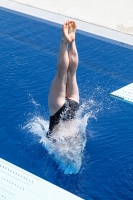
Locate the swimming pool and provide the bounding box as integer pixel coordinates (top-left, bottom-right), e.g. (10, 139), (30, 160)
(0, 7), (133, 200)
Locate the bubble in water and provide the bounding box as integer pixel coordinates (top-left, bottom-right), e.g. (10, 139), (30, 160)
(23, 100), (99, 174)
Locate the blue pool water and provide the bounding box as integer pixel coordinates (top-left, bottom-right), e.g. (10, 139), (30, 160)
(0, 7), (133, 200)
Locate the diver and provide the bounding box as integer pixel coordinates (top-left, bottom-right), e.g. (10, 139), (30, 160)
(47, 20), (79, 138)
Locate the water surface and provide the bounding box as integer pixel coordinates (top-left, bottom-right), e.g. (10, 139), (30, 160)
(0, 8), (133, 200)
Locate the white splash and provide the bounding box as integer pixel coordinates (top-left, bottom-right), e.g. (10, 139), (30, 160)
(24, 100), (99, 174)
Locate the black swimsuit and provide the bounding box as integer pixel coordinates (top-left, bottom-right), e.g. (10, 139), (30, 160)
(47, 99), (79, 138)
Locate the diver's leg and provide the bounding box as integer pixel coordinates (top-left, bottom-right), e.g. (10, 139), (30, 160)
(48, 21), (72, 116)
(66, 22), (79, 103)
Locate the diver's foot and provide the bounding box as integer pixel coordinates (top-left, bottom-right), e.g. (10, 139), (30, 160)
(68, 21), (76, 42)
(62, 21), (73, 43)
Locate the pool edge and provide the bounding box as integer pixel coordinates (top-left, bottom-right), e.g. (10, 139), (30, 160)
(0, 0), (133, 50)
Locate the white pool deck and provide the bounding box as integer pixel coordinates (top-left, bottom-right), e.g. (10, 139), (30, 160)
(0, 158), (83, 200)
(4, 0), (133, 35)
(0, 0), (133, 199)
(0, 0), (133, 48)
(110, 83), (133, 105)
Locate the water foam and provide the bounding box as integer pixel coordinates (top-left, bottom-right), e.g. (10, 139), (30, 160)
(23, 99), (99, 174)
